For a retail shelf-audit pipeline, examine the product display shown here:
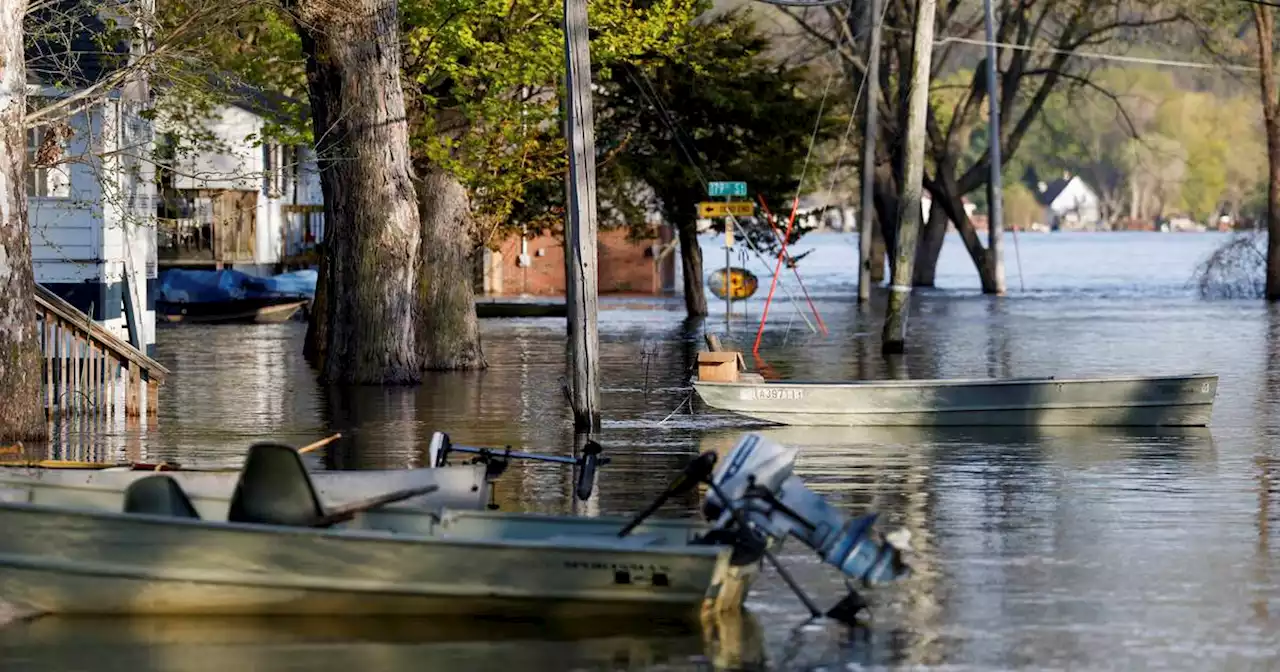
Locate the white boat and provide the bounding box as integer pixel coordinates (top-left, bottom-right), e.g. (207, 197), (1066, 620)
(0, 434), (909, 619)
(692, 353), (1217, 427)
(0, 463), (491, 519)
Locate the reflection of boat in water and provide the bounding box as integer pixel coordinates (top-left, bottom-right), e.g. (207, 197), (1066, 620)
(0, 613), (733, 672)
(698, 424), (1217, 469)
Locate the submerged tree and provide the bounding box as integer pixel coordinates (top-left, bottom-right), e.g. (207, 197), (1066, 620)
(786, 0), (1189, 291)
(284, 0), (424, 384)
(0, 0), (40, 441)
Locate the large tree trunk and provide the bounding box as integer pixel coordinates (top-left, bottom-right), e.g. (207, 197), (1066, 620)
(677, 218), (707, 317)
(291, 0), (422, 383)
(1256, 7), (1280, 300)
(415, 169), (486, 370)
(0, 0), (44, 442)
(913, 197), (948, 286)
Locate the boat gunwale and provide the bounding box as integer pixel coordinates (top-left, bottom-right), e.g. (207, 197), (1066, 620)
(692, 372), (1219, 389)
(0, 501), (726, 558)
(691, 398), (1216, 415)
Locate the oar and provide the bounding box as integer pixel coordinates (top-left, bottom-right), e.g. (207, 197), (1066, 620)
(298, 433), (342, 455)
(309, 484), (440, 527)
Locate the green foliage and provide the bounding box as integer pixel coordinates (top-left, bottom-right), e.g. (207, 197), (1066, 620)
(151, 1), (309, 152)
(401, 0), (715, 244)
(593, 10), (842, 258)
(1012, 67), (1265, 226)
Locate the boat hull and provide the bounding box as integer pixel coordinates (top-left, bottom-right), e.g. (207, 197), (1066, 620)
(157, 298), (308, 324)
(0, 465), (491, 518)
(0, 504), (735, 617)
(692, 374), (1218, 427)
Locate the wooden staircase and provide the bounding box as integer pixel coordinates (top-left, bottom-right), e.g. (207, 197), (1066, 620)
(34, 284), (169, 419)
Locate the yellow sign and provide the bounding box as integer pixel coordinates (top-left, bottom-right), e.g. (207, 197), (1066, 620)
(698, 201), (754, 218)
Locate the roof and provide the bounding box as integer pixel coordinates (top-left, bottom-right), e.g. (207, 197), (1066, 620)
(25, 0), (132, 89)
(1033, 178), (1073, 207)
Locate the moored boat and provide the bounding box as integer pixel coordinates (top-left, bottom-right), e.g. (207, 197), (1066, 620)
(691, 351), (1218, 427)
(0, 434), (909, 618)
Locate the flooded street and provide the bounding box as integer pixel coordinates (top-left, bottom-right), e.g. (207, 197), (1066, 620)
(3, 231), (1279, 670)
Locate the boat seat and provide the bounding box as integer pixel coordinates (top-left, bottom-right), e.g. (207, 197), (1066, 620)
(123, 475), (201, 520)
(226, 442), (328, 528)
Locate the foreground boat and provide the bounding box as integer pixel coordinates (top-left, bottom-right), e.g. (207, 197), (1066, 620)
(0, 435), (909, 618)
(0, 463), (490, 518)
(692, 351), (1217, 427)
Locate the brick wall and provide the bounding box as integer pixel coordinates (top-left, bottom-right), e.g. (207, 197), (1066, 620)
(482, 225), (676, 296)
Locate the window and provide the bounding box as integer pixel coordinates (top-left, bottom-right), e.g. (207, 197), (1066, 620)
(26, 124), (71, 198)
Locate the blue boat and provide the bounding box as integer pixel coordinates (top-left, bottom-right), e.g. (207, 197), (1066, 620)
(157, 269), (318, 324)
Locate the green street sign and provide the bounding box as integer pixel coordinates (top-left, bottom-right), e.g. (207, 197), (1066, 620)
(708, 181), (748, 197)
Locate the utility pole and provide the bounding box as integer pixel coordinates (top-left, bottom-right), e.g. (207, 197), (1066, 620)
(983, 0), (1006, 294)
(562, 0), (601, 431)
(881, 0), (936, 354)
(857, 0), (882, 304)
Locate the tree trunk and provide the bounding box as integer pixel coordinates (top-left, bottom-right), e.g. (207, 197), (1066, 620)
(913, 197), (948, 286)
(415, 169), (486, 370)
(1255, 6), (1280, 300)
(290, 0), (422, 383)
(0, 0), (43, 441)
(677, 218), (707, 317)
(934, 177), (998, 292)
(881, 0), (936, 355)
(304, 249), (328, 367)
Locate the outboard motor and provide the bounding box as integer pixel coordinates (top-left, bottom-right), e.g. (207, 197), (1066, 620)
(702, 433), (909, 586)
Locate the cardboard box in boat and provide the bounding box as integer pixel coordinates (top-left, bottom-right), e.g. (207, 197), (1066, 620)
(697, 352), (746, 383)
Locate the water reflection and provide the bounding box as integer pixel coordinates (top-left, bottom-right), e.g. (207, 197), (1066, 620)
(0, 613), (756, 671)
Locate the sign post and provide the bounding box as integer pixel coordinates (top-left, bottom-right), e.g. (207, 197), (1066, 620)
(704, 182), (749, 331)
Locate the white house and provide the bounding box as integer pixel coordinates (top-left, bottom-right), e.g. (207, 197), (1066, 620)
(1031, 174), (1102, 231)
(154, 87), (323, 277)
(26, 0), (158, 356)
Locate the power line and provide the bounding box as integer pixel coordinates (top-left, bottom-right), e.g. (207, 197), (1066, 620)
(933, 35), (1259, 73)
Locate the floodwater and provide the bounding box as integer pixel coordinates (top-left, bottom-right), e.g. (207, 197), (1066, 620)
(3, 231), (1279, 670)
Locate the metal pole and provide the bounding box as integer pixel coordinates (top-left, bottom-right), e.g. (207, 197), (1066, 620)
(983, 0), (1006, 294)
(857, 0), (882, 304)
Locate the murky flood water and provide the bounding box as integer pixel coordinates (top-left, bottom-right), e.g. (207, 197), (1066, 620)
(3, 231), (1279, 670)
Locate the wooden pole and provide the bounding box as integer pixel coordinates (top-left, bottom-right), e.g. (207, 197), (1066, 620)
(881, 0), (936, 355)
(562, 0), (601, 431)
(982, 0), (1006, 294)
(858, 0), (882, 304)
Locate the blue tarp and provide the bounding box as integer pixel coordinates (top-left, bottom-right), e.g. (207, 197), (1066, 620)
(158, 268), (318, 304)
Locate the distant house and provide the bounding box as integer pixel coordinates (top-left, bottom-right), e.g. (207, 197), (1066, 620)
(26, 0), (159, 355)
(154, 86), (324, 277)
(1027, 171), (1102, 231)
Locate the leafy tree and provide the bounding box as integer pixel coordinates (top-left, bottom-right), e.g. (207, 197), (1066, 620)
(594, 10), (841, 316)
(400, 0), (711, 242)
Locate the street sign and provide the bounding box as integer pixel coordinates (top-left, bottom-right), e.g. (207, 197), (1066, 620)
(708, 181), (748, 197)
(698, 201), (754, 218)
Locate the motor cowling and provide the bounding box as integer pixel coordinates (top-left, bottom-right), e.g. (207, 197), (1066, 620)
(703, 433), (910, 586)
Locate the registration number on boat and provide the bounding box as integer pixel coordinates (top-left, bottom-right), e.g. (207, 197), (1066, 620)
(740, 388), (805, 401)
